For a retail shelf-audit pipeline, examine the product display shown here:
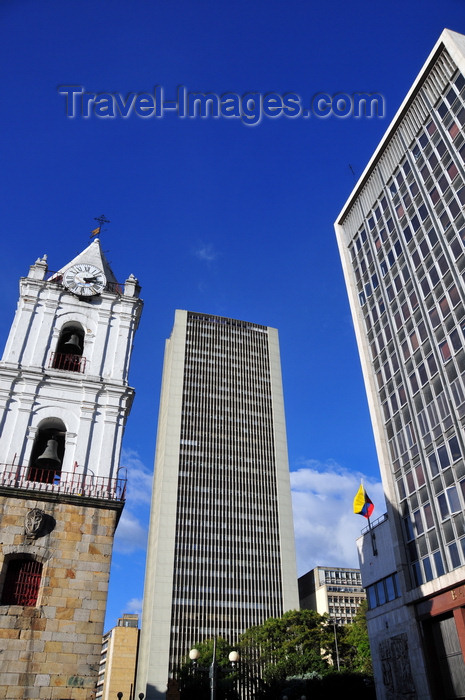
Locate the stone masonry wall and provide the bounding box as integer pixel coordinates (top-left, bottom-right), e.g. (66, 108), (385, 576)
(0, 491), (120, 699)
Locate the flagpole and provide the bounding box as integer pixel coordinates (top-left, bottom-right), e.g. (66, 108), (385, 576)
(353, 482), (377, 556)
(367, 514), (378, 556)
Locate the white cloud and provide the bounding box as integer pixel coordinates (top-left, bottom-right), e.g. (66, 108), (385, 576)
(114, 509), (148, 554)
(115, 448), (386, 579)
(290, 460), (385, 576)
(194, 243), (218, 262)
(125, 597), (143, 615)
(121, 447), (153, 505)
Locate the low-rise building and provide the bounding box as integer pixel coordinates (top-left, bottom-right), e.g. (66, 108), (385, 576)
(298, 566), (365, 624)
(96, 614), (140, 700)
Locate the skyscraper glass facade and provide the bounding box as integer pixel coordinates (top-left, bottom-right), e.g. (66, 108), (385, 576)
(340, 48), (465, 589)
(335, 30), (465, 698)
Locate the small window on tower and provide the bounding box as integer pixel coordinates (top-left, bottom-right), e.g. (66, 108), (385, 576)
(1, 557), (42, 606)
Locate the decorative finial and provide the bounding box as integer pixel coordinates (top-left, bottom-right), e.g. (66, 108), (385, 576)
(90, 214), (111, 238)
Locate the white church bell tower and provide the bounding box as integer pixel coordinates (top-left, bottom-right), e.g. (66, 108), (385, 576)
(0, 236), (142, 699)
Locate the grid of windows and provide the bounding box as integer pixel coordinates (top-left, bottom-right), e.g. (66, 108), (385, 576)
(322, 568), (363, 586)
(328, 593), (365, 622)
(366, 573), (400, 610)
(299, 567), (365, 625)
(169, 313), (284, 672)
(345, 54), (465, 588)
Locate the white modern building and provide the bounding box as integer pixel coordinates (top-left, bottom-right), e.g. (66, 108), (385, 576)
(136, 310), (299, 699)
(335, 29), (465, 700)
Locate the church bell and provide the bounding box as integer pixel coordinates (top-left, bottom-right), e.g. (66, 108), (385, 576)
(35, 438), (61, 469)
(63, 334), (82, 355)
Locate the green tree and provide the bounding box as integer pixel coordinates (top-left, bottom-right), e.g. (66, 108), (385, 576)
(238, 609), (333, 691)
(340, 600), (373, 674)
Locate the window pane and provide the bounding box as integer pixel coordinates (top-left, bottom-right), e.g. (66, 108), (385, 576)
(449, 435), (461, 461)
(447, 486), (461, 514)
(440, 340), (451, 362)
(434, 551), (445, 577)
(412, 561), (423, 586)
(438, 493), (449, 519)
(429, 453), (439, 476)
(439, 297), (450, 317)
(406, 470), (415, 493)
(376, 581), (387, 605)
(427, 402), (439, 427)
(410, 373), (419, 393)
(450, 329), (461, 352)
(410, 331), (419, 351)
(424, 503), (434, 529)
(404, 516), (414, 541)
(385, 576), (395, 601)
(449, 542), (461, 568)
(418, 363), (428, 385)
(430, 308), (440, 327)
(423, 557), (433, 582)
(367, 586), (377, 609)
(418, 321), (427, 341)
(414, 509), (424, 535)
(427, 354), (438, 375)
(438, 445), (450, 469)
(415, 463), (425, 487)
(430, 266), (440, 286)
(397, 477), (406, 500)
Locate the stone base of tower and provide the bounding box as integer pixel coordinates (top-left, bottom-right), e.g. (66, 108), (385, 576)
(0, 488), (122, 699)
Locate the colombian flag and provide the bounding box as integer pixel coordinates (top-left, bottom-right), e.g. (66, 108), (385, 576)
(353, 484), (374, 519)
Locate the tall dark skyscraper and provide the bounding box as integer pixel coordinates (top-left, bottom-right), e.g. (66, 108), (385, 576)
(137, 310), (298, 699)
(335, 28), (465, 700)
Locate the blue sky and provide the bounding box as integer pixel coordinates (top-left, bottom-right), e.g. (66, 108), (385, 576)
(1, 0), (464, 630)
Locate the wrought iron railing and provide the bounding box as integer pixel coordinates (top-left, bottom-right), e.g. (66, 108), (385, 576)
(0, 463), (126, 502)
(49, 352), (86, 373)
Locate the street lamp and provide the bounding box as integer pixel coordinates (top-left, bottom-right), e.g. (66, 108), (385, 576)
(189, 639), (239, 700)
(332, 617), (341, 671)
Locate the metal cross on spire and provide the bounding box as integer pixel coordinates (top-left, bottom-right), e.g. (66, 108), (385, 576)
(90, 214), (111, 238)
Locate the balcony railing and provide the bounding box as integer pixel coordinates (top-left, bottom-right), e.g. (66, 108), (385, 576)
(0, 463), (126, 502)
(49, 352), (86, 373)
(361, 512), (388, 534)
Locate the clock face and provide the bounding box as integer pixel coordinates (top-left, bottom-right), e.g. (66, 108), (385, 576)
(63, 263), (107, 296)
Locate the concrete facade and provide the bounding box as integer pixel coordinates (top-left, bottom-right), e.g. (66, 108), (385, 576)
(298, 566), (365, 625)
(137, 310), (299, 700)
(0, 240), (142, 698)
(96, 614), (139, 700)
(335, 29), (465, 700)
